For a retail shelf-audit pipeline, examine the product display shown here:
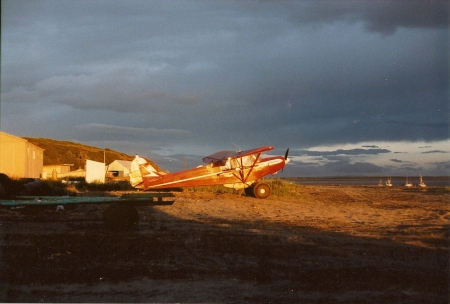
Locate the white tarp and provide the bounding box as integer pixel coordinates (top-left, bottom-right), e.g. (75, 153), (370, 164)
(85, 160), (105, 183)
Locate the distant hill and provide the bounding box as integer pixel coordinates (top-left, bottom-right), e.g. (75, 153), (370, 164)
(24, 137), (160, 171)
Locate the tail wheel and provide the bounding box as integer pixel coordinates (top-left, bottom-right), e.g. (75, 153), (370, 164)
(103, 204), (139, 230)
(253, 182), (271, 199)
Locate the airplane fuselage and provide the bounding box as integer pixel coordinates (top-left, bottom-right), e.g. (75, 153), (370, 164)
(139, 156), (286, 190)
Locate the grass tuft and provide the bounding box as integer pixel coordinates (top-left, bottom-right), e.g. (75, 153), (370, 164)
(262, 178), (301, 198)
(181, 178), (302, 199)
(182, 185), (238, 195)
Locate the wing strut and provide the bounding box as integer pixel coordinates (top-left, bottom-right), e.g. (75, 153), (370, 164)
(232, 152), (261, 184)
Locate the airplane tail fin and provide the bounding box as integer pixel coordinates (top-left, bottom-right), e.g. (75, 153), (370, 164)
(129, 155), (161, 189)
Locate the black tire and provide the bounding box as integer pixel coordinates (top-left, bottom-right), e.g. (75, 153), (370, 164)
(253, 182), (271, 199)
(103, 204), (139, 230)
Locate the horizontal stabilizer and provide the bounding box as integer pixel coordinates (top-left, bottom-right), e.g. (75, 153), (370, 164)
(129, 155), (161, 188)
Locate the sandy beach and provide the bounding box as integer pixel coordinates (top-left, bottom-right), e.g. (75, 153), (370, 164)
(1, 185), (448, 303)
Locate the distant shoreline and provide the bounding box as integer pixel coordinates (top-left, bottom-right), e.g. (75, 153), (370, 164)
(281, 176), (450, 187)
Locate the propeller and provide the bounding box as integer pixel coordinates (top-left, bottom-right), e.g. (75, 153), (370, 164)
(282, 148), (290, 172)
(284, 148), (289, 161)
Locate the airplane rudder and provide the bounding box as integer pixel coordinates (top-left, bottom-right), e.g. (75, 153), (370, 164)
(130, 157), (144, 187)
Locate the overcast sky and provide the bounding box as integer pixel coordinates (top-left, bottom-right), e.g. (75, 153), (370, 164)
(1, 0), (449, 176)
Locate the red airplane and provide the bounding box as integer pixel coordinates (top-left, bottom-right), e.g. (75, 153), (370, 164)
(130, 146), (290, 199)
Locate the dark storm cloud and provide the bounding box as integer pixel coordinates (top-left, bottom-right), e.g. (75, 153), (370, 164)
(422, 150), (448, 154)
(320, 155), (350, 162)
(1, 0), (449, 176)
(75, 123), (189, 138)
(390, 159), (403, 163)
(431, 160), (450, 175)
(282, 0), (449, 34)
(399, 164), (424, 172)
(386, 120), (449, 129)
(362, 145), (379, 148)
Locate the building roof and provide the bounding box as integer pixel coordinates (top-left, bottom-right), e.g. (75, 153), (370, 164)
(109, 160), (132, 170)
(0, 131), (45, 151)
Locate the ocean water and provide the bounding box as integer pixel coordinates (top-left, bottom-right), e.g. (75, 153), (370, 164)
(284, 176), (450, 187)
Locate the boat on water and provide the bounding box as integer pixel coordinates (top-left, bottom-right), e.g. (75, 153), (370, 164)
(404, 176), (413, 187)
(385, 177), (393, 187)
(418, 175), (426, 187)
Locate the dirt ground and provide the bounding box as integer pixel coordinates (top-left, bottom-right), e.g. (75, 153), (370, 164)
(0, 185), (448, 303)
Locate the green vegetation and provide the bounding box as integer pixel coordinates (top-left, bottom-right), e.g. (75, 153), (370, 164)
(0, 173), (137, 198)
(24, 137), (160, 170)
(72, 180), (134, 192)
(0, 174), (75, 198)
(1, 174), (301, 199)
(263, 178), (301, 198)
(182, 178), (301, 199)
(183, 184), (237, 195)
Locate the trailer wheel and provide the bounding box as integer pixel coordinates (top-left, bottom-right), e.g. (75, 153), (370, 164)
(253, 182), (271, 199)
(103, 204), (139, 230)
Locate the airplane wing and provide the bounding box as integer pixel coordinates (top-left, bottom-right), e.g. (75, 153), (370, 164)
(202, 146), (274, 164)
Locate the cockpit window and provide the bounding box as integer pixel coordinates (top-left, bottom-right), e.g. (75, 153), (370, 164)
(242, 155), (256, 166)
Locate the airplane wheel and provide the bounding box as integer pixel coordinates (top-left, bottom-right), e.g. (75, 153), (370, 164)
(103, 204), (139, 230)
(253, 182), (271, 199)
(244, 185), (255, 197)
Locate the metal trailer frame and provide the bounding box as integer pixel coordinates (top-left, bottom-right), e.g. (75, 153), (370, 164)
(0, 193), (175, 230)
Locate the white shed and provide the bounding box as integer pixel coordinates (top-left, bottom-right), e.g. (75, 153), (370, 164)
(107, 160), (132, 178)
(85, 160), (106, 183)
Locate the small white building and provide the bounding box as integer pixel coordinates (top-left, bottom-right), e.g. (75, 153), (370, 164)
(107, 160), (132, 178)
(42, 164), (74, 179)
(85, 160), (106, 183)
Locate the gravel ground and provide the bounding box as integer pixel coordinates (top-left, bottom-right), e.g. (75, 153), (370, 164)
(0, 185), (448, 303)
